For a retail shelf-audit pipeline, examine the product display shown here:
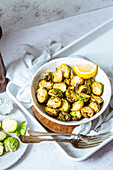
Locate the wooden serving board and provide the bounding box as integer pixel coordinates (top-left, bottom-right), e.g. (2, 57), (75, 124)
(32, 106), (77, 133)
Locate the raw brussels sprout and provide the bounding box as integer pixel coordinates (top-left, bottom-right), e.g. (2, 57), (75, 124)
(81, 106), (94, 118)
(0, 131), (7, 141)
(36, 88), (48, 103)
(90, 94), (103, 104)
(48, 88), (63, 98)
(70, 110), (82, 121)
(53, 83), (66, 93)
(58, 112), (71, 121)
(57, 64), (70, 78)
(77, 93), (91, 102)
(4, 137), (19, 152)
(60, 99), (70, 112)
(47, 97), (61, 109)
(2, 118), (18, 133)
(92, 82), (103, 96)
(71, 101), (84, 111)
(0, 142), (4, 156)
(65, 89), (77, 103)
(45, 107), (59, 117)
(52, 70), (63, 83)
(64, 78), (70, 85)
(38, 79), (53, 90)
(44, 72), (52, 81)
(70, 69), (75, 79)
(89, 102), (100, 113)
(16, 121), (26, 137)
(71, 76), (84, 87)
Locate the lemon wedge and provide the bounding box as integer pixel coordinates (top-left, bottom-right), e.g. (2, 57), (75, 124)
(73, 64), (98, 79)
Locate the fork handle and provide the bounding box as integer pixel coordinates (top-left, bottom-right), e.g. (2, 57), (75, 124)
(19, 135), (71, 143)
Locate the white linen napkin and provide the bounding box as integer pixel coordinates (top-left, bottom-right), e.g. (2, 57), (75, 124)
(6, 39), (113, 136)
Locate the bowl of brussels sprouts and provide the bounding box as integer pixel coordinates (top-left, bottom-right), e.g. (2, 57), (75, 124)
(31, 57), (111, 125)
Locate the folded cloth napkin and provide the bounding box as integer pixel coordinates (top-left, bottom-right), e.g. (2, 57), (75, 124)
(6, 39), (113, 136)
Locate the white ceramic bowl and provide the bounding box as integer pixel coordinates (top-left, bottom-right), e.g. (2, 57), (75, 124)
(31, 57), (111, 125)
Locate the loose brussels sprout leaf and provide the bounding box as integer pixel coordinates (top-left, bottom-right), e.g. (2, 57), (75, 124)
(44, 72), (52, 81)
(92, 82), (103, 96)
(60, 99), (70, 112)
(45, 107), (59, 117)
(65, 89), (77, 103)
(90, 94), (103, 104)
(70, 111), (82, 121)
(68, 86), (74, 91)
(71, 76), (84, 87)
(2, 118), (18, 133)
(52, 70), (63, 83)
(77, 93), (91, 102)
(89, 102), (100, 113)
(0, 131), (7, 141)
(47, 97), (61, 109)
(36, 88), (48, 103)
(0, 122), (2, 130)
(58, 112), (71, 121)
(81, 106), (94, 118)
(70, 69), (75, 79)
(16, 121), (26, 137)
(71, 101), (84, 111)
(64, 78), (70, 85)
(0, 142), (4, 156)
(78, 85), (88, 93)
(48, 88), (63, 98)
(53, 83), (66, 93)
(4, 137), (19, 152)
(57, 64), (70, 78)
(38, 79), (53, 90)
(84, 78), (95, 87)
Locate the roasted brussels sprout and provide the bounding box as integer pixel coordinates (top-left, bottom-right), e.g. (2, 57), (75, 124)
(90, 94), (103, 104)
(45, 107), (59, 117)
(4, 137), (19, 152)
(81, 106), (94, 118)
(0, 142), (4, 156)
(64, 78), (70, 85)
(48, 88), (63, 98)
(65, 89), (77, 103)
(2, 118), (18, 133)
(47, 97), (61, 109)
(71, 76), (84, 87)
(70, 111), (82, 121)
(71, 100), (84, 111)
(44, 72), (52, 81)
(53, 83), (66, 93)
(92, 82), (103, 96)
(78, 85), (88, 93)
(60, 99), (70, 112)
(70, 69), (75, 79)
(36, 88), (48, 103)
(38, 79), (53, 90)
(57, 64), (70, 78)
(58, 112), (71, 121)
(0, 132), (7, 141)
(77, 93), (91, 102)
(52, 70), (63, 83)
(89, 102), (100, 113)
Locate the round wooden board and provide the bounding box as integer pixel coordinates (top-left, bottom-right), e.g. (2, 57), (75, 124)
(32, 106), (77, 133)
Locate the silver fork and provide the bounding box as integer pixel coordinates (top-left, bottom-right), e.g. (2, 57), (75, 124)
(28, 130), (113, 143)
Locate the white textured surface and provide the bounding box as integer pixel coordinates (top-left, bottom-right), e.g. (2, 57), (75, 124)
(0, 6), (113, 170)
(0, 0), (113, 34)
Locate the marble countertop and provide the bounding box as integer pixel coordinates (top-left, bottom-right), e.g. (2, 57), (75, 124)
(0, 6), (113, 170)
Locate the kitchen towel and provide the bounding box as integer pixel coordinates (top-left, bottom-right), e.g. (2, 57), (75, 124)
(6, 39), (113, 136)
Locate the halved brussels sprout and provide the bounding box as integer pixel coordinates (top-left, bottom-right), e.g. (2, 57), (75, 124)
(65, 89), (77, 103)
(52, 70), (63, 83)
(56, 64), (70, 78)
(90, 94), (103, 104)
(70, 69), (75, 79)
(71, 76), (84, 87)
(64, 78), (70, 85)
(70, 110), (82, 121)
(0, 142), (4, 156)
(4, 137), (19, 152)
(71, 100), (84, 111)
(53, 83), (66, 93)
(60, 99), (70, 112)
(45, 107), (59, 117)
(58, 112), (71, 121)
(77, 93), (91, 102)
(38, 79), (53, 90)
(36, 88), (48, 103)
(0, 132), (7, 141)
(48, 88), (63, 98)
(2, 118), (18, 133)
(47, 97), (61, 109)
(89, 102), (100, 113)
(92, 82), (103, 96)
(78, 85), (88, 93)
(81, 106), (94, 118)
(44, 72), (52, 81)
